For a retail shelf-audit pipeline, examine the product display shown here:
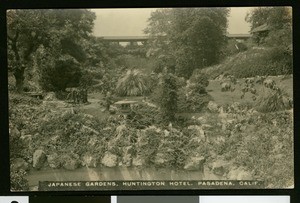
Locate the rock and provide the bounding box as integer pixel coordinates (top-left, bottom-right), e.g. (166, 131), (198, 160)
(10, 127), (20, 138)
(197, 116), (207, 124)
(101, 152), (118, 167)
(188, 125), (206, 142)
(33, 150), (47, 170)
(211, 159), (230, 176)
(63, 156), (80, 170)
(227, 167), (253, 180)
(20, 134), (32, 145)
(132, 155), (146, 167)
(122, 146), (134, 167)
(221, 82), (231, 92)
(47, 153), (62, 169)
(82, 154), (97, 168)
(11, 158), (29, 171)
(202, 124), (213, 130)
(44, 92), (57, 101)
(107, 139), (119, 153)
(154, 153), (168, 166)
(124, 146), (134, 155)
(184, 156), (205, 171)
(122, 154), (133, 167)
(87, 136), (98, 148)
(207, 101), (219, 113)
(116, 124), (127, 139)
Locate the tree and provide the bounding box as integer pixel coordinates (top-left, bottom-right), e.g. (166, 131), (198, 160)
(159, 68), (178, 123)
(7, 9), (96, 92)
(145, 8), (230, 79)
(245, 7), (292, 47)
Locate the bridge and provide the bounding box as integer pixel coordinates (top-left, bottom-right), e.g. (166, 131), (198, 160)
(99, 34), (252, 45)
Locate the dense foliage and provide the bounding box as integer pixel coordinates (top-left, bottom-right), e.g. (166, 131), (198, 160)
(201, 47), (292, 79)
(7, 9), (97, 92)
(145, 8), (230, 78)
(116, 69), (150, 96)
(178, 71), (211, 112)
(158, 72), (178, 122)
(9, 91), (293, 190)
(246, 7), (292, 47)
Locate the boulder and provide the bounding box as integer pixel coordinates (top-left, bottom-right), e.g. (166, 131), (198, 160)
(197, 116), (207, 124)
(10, 127), (20, 138)
(124, 146), (134, 155)
(122, 146), (134, 167)
(49, 135), (60, 145)
(132, 155), (146, 167)
(188, 125), (206, 142)
(11, 158), (29, 171)
(82, 154), (97, 168)
(154, 152), (168, 166)
(33, 150), (47, 170)
(20, 134), (32, 145)
(207, 101), (219, 113)
(122, 154), (133, 167)
(44, 92), (57, 101)
(63, 156), (80, 170)
(227, 167), (253, 180)
(101, 152), (118, 167)
(47, 153), (62, 169)
(184, 156), (205, 171)
(221, 82), (231, 92)
(87, 136), (98, 148)
(211, 158), (230, 176)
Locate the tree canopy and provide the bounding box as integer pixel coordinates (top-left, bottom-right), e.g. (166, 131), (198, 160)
(246, 7), (292, 47)
(145, 8), (230, 79)
(7, 9), (96, 92)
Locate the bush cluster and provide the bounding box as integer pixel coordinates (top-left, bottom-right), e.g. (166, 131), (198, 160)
(178, 71), (211, 112)
(201, 47), (292, 79)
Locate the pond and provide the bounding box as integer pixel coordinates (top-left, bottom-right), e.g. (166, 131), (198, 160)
(26, 166), (221, 190)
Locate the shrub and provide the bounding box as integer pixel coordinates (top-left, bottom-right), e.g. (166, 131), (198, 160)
(189, 70), (209, 88)
(178, 88), (212, 112)
(221, 39), (248, 59)
(116, 69), (150, 96)
(256, 86), (292, 112)
(201, 47), (293, 79)
(127, 104), (162, 129)
(155, 126), (187, 168)
(9, 93), (42, 106)
(177, 71), (211, 112)
(114, 55), (156, 74)
(158, 73), (178, 122)
(10, 169), (29, 191)
(136, 126), (162, 165)
(38, 54), (82, 91)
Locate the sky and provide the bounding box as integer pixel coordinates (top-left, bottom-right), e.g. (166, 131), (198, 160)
(92, 7), (252, 37)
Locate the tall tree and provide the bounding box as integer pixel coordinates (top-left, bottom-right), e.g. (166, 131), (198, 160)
(159, 69), (178, 123)
(245, 7), (292, 47)
(145, 8), (230, 79)
(7, 9), (96, 92)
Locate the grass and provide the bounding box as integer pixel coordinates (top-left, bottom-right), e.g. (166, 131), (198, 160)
(79, 76), (293, 120)
(207, 76), (293, 106)
(201, 47), (293, 79)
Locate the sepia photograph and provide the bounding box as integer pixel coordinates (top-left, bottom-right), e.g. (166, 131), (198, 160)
(7, 7), (293, 191)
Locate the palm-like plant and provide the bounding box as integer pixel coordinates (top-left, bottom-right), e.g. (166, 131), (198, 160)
(116, 69), (150, 96)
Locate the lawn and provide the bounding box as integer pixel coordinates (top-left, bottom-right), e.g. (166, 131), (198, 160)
(207, 76), (293, 106)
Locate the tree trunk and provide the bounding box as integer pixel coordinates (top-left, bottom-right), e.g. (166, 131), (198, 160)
(9, 31), (26, 93)
(14, 66), (25, 93)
